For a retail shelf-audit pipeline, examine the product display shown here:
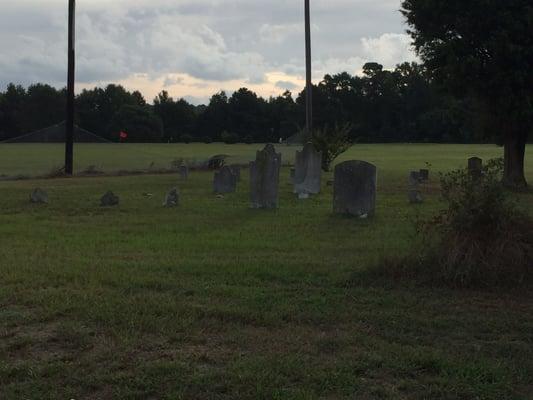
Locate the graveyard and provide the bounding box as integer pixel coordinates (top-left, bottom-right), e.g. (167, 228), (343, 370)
(1, 0), (532, 397)
(1, 142), (532, 399)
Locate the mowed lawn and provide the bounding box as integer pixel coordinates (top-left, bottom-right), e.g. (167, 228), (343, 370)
(0, 144), (532, 399)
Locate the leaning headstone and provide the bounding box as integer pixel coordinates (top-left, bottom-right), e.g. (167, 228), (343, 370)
(294, 143), (322, 197)
(468, 157), (483, 179)
(163, 188), (179, 207)
(250, 144), (282, 209)
(214, 166), (238, 194)
(229, 164), (241, 182)
(100, 191), (119, 207)
(208, 155), (227, 170)
(30, 188), (48, 204)
(419, 169), (429, 182)
(333, 161), (377, 218)
(408, 171), (423, 204)
(179, 165), (189, 180)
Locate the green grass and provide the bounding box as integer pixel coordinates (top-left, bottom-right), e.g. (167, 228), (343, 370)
(0, 144), (532, 399)
(0, 142), (529, 179)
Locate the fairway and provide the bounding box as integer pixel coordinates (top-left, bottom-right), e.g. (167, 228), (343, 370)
(1, 144), (532, 399)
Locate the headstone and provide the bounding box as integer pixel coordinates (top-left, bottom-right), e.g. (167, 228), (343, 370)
(179, 165), (189, 180)
(100, 191), (119, 207)
(214, 166), (238, 194)
(294, 143), (322, 197)
(229, 164), (241, 181)
(468, 157), (483, 179)
(163, 188), (179, 207)
(333, 161), (377, 218)
(208, 155), (227, 170)
(29, 188), (48, 204)
(419, 169), (429, 181)
(250, 144), (281, 209)
(290, 168), (296, 184)
(408, 171), (423, 204)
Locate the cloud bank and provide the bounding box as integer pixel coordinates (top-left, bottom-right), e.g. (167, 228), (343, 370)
(0, 0), (417, 103)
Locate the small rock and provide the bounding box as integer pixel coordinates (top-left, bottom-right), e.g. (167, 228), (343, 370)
(100, 191), (119, 207)
(30, 188), (48, 204)
(163, 188), (179, 207)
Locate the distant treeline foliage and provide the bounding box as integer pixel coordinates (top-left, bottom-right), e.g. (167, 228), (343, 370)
(0, 62), (488, 144)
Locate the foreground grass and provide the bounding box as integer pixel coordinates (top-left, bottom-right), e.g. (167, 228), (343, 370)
(0, 145), (532, 399)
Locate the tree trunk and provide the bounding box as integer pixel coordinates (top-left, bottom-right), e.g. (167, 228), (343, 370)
(503, 129), (528, 190)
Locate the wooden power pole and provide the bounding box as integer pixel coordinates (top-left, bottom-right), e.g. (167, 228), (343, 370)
(304, 0), (313, 138)
(65, 0), (76, 175)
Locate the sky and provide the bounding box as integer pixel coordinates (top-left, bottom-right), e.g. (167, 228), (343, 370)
(0, 0), (417, 105)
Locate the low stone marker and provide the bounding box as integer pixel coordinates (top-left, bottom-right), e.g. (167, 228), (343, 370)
(30, 188), (48, 204)
(468, 157), (483, 179)
(408, 171), (423, 204)
(163, 188), (179, 207)
(419, 169), (430, 181)
(179, 165), (189, 180)
(333, 161), (377, 217)
(101, 191), (119, 207)
(208, 155), (227, 170)
(294, 143), (322, 198)
(289, 168), (296, 184)
(250, 144), (281, 209)
(214, 166), (238, 194)
(229, 164), (241, 181)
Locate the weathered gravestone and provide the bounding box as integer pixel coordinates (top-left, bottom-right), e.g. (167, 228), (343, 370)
(229, 165), (241, 181)
(214, 166), (238, 194)
(100, 191), (119, 207)
(208, 155), (227, 170)
(333, 161), (377, 218)
(408, 171), (423, 204)
(163, 188), (179, 207)
(30, 188), (48, 204)
(419, 169), (430, 182)
(250, 144), (281, 209)
(468, 157), (483, 179)
(294, 143), (322, 198)
(179, 165), (189, 180)
(289, 168), (296, 184)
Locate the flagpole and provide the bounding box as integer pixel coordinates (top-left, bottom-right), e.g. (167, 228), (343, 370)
(65, 0), (76, 175)
(304, 0), (313, 138)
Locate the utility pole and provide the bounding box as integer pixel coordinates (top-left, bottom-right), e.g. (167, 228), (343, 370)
(304, 0), (313, 138)
(65, 0), (76, 175)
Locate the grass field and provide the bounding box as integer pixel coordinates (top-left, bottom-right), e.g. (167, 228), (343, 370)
(1, 144), (532, 399)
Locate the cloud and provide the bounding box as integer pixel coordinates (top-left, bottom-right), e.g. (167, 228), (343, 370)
(0, 0), (417, 100)
(361, 33), (417, 68)
(275, 81), (299, 91)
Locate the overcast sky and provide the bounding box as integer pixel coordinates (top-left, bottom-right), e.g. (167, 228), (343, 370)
(0, 0), (417, 104)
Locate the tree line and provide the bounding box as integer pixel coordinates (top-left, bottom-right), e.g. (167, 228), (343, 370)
(0, 62), (495, 144)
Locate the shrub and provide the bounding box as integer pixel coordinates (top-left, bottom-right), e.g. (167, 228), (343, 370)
(243, 135), (254, 144)
(203, 136), (213, 144)
(180, 134), (193, 144)
(369, 159), (533, 288)
(221, 131), (239, 144)
(310, 123), (353, 171)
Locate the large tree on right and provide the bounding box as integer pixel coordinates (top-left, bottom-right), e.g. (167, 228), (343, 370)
(401, 0), (532, 188)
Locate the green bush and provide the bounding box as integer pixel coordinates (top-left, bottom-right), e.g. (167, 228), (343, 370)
(310, 123), (353, 171)
(180, 134), (193, 144)
(243, 135), (254, 144)
(371, 159), (533, 288)
(221, 131), (239, 144)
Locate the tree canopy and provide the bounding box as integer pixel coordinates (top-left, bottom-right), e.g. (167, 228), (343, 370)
(0, 62), (497, 146)
(401, 0), (533, 187)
